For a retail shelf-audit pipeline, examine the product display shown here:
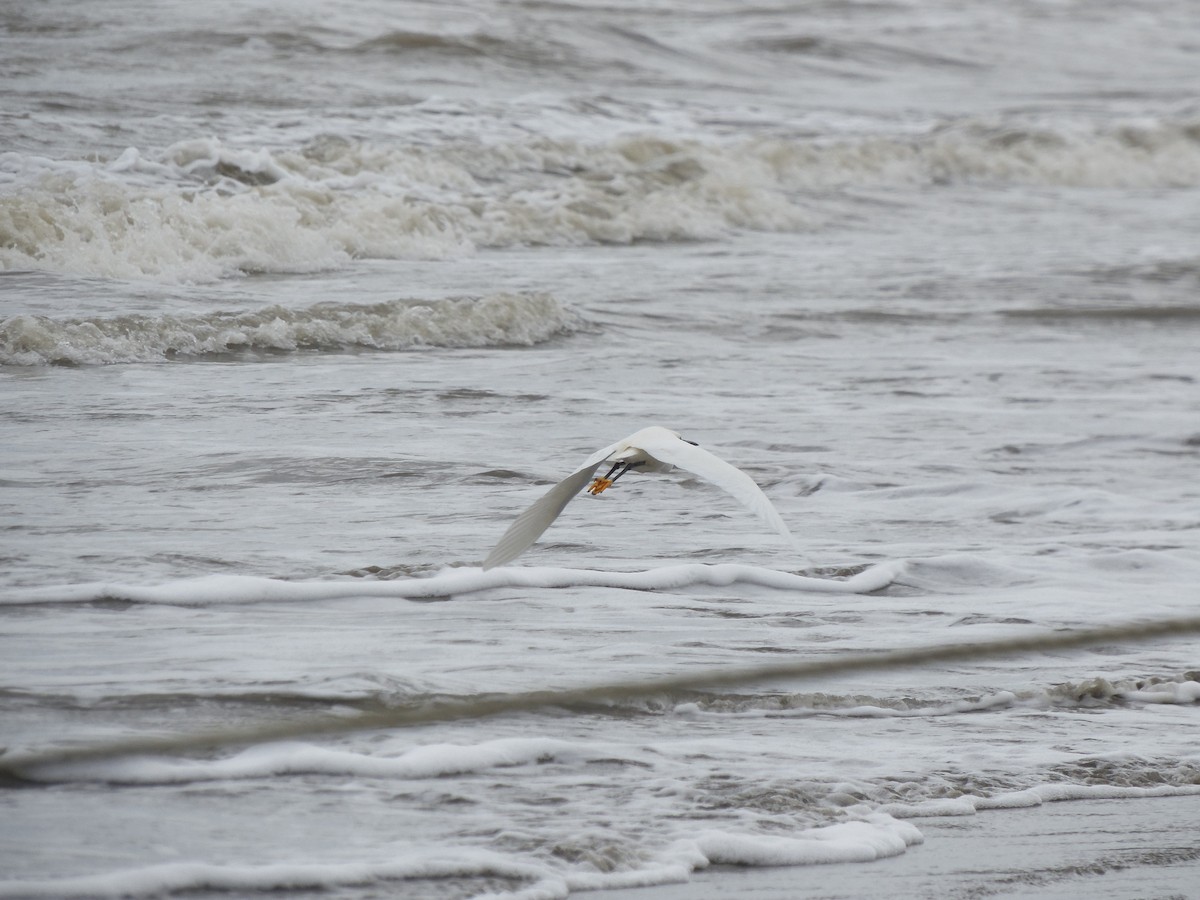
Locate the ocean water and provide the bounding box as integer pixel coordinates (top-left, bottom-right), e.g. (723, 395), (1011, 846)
(2, 0), (1200, 897)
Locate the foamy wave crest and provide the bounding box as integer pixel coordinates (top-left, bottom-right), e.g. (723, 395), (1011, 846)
(30, 737), (583, 785)
(1, 561), (906, 606)
(7, 118), (1193, 282)
(762, 117), (1200, 189)
(0, 135), (812, 282)
(0, 292), (580, 365)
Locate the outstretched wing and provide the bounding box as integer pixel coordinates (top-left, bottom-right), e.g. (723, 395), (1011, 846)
(636, 431), (797, 546)
(482, 441), (622, 569)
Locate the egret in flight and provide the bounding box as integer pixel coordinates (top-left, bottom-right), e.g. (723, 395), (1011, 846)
(482, 426), (797, 568)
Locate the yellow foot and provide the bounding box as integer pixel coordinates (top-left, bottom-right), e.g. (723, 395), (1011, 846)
(588, 477), (613, 495)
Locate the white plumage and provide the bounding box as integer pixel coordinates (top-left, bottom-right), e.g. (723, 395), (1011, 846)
(482, 426), (797, 569)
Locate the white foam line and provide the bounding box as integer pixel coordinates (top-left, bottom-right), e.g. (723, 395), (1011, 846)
(0, 851), (555, 900)
(1, 561), (905, 607)
(881, 782), (1200, 819)
(692, 815), (923, 867)
(32, 736), (586, 785)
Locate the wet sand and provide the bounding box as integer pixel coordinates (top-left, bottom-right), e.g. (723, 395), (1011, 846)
(588, 796), (1200, 899)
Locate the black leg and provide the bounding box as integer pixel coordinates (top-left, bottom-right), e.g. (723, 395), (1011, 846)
(588, 460), (643, 495)
(608, 461), (642, 485)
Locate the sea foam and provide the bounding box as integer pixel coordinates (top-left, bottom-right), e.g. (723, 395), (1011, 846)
(0, 561), (906, 606)
(5, 117), (1198, 283)
(0, 292), (580, 365)
(0, 852), (554, 900)
(691, 814), (923, 866)
(0, 811), (924, 900)
(27, 736), (585, 785)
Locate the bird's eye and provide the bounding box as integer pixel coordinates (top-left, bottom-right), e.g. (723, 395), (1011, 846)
(682, 439), (699, 446)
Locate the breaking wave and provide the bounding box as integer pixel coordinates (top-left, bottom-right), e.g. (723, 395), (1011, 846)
(0, 292), (581, 366)
(0, 814), (921, 900)
(0, 561), (905, 605)
(3, 116), (1199, 281)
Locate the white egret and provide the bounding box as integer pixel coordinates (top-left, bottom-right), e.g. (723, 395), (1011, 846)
(482, 426), (797, 568)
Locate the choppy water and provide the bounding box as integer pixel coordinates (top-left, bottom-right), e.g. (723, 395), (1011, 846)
(2, 1), (1200, 897)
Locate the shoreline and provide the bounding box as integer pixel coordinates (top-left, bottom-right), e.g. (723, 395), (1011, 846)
(586, 795), (1200, 900)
